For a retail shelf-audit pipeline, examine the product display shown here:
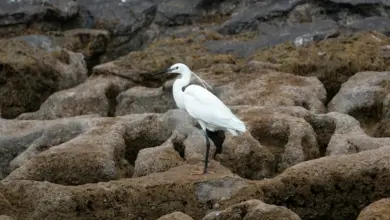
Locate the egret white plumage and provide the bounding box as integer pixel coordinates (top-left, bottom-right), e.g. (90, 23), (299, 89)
(161, 63), (246, 174)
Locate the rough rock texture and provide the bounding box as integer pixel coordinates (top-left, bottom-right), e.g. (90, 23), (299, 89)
(16, 76), (128, 120)
(157, 212), (194, 220)
(3, 0), (390, 220)
(0, 37), (87, 119)
(357, 198), (390, 220)
(252, 31), (390, 99)
(311, 112), (390, 156)
(221, 106), (320, 178)
(328, 71), (390, 135)
(3, 110), (199, 184)
(203, 199), (301, 220)
(2, 145), (390, 220)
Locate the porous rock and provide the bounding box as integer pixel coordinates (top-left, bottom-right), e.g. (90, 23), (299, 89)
(328, 71), (390, 135)
(252, 31), (390, 98)
(220, 106), (320, 178)
(310, 112), (390, 156)
(17, 76), (128, 120)
(0, 38), (87, 119)
(357, 198), (390, 220)
(203, 199), (301, 220)
(157, 211), (194, 220)
(262, 145), (390, 219)
(133, 141), (184, 178)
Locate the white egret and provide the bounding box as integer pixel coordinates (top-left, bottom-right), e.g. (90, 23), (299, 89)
(161, 63), (246, 174)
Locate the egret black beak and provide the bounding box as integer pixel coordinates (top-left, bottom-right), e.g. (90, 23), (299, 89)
(155, 67), (173, 75)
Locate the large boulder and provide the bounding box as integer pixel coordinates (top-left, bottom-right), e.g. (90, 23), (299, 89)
(328, 71), (390, 135)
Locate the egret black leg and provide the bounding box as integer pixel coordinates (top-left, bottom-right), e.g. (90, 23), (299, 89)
(203, 130), (211, 174)
(206, 130), (226, 159)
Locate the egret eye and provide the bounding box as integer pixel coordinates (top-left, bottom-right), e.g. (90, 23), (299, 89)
(175, 67), (179, 69)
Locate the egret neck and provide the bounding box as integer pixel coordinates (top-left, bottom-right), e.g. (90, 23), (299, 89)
(172, 69), (191, 109)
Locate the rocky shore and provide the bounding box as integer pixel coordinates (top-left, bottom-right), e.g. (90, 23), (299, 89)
(1, 0), (390, 219)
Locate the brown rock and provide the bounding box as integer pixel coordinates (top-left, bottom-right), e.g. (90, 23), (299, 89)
(0, 216), (15, 220)
(63, 29), (110, 68)
(0, 193), (13, 217)
(3, 144), (390, 220)
(17, 76), (129, 120)
(328, 71), (390, 136)
(229, 106), (320, 175)
(157, 211), (194, 220)
(375, 120), (390, 137)
(0, 164), (241, 220)
(252, 31), (390, 98)
(311, 112), (390, 156)
(357, 198), (390, 220)
(262, 146), (390, 219)
(203, 199), (301, 220)
(115, 86), (175, 115)
(0, 38), (87, 119)
(2, 109), (203, 184)
(133, 142), (184, 178)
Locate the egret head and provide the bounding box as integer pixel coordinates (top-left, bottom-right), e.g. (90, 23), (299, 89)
(165, 63), (190, 75)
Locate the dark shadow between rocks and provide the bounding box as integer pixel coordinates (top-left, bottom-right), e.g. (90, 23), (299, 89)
(104, 84), (120, 117)
(307, 116), (337, 157)
(250, 130), (288, 173)
(173, 140), (186, 160)
(350, 104), (383, 137)
(123, 115), (174, 167)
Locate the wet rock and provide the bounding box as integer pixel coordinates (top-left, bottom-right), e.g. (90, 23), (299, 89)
(81, 0), (160, 61)
(207, 19), (339, 57)
(0, 37), (87, 119)
(157, 211), (194, 220)
(347, 17), (390, 33)
(252, 31), (390, 98)
(218, 0), (305, 35)
(0, 0), (79, 37)
(357, 198), (390, 220)
(155, 0), (209, 26)
(203, 199), (301, 220)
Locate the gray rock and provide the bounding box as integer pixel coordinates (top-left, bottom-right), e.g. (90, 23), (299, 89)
(328, 71), (390, 135)
(218, 0), (306, 35)
(207, 19), (339, 57)
(115, 86), (175, 115)
(346, 17), (390, 33)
